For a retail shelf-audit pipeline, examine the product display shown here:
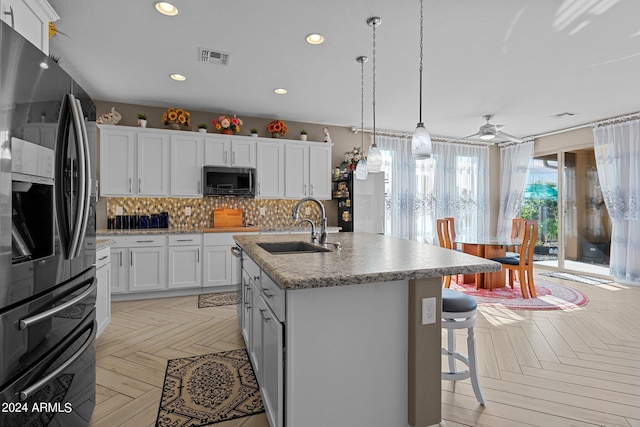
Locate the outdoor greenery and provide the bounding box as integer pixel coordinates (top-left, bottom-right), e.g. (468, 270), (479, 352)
(520, 181), (558, 246)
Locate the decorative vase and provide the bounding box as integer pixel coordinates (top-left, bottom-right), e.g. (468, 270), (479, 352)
(222, 129), (234, 135)
(137, 119), (147, 128)
(272, 132), (281, 138)
(198, 128), (207, 133)
(251, 133), (258, 138)
(169, 123), (181, 130)
(300, 134), (307, 141)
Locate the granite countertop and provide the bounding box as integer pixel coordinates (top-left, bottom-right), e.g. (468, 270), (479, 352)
(96, 226), (341, 236)
(96, 238), (114, 250)
(234, 232), (501, 290)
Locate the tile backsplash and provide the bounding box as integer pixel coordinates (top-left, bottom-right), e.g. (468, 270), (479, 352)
(106, 197), (324, 229)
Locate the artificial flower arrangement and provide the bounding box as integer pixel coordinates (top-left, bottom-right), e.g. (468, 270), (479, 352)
(267, 119), (288, 136)
(162, 107), (191, 128)
(212, 114), (243, 134)
(345, 146), (366, 165)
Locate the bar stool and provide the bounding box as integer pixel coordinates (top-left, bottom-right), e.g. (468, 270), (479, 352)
(442, 288), (485, 405)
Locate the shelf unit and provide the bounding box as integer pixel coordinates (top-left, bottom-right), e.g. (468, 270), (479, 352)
(332, 172), (353, 232)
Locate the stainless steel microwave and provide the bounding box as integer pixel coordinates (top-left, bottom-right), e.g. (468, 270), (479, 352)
(202, 166), (256, 197)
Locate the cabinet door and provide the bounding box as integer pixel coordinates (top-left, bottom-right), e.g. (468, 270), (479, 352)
(109, 248), (128, 293)
(96, 263), (111, 337)
(256, 140), (284, 198)
(1, 0), (56, 54)
(137, 132), (170, 196)
(284, 143), (309, 198)
(249, 280), (263, 383)
(168, 245), (201, 288)
(100, 129), (136, 196)
(171, 134), (203, 197)
(129, 246), (167, 292)
(231, 140), (256, 168)
(309, 145), (332, 199)
(260, 297), (284, 427)
(203, 245), (232, 287)
(241, 270), (252, 345)
(204, 136), (230, 166)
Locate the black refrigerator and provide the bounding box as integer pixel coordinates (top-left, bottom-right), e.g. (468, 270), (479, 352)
(1, 21), (97, 426)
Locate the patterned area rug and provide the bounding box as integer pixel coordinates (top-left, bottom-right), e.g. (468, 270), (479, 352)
(450, 277), (588, 310)
(198, 291), (240, 308)
(156, 349), (264, 426)
(540, 271), (612, 285)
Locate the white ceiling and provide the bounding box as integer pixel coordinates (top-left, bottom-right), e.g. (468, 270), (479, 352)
(48, 0), (640, 141)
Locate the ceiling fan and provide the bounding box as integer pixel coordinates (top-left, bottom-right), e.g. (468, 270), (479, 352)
(463, 114), (523, 143)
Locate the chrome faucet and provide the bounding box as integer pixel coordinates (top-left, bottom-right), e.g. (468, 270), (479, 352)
(292, 197), (327, 245)
(298, 219), (317, 243)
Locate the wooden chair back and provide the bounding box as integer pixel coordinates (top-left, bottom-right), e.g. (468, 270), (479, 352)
(436, 219), (453, 250)
(518, 220), (538, 267)
(444, 217), (456, 241)
(511, 218), (526, 241)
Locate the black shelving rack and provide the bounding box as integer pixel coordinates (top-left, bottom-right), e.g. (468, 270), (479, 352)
(332, 171), (354, 232)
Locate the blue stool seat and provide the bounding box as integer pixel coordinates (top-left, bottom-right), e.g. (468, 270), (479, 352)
(442, 288), (477, 313)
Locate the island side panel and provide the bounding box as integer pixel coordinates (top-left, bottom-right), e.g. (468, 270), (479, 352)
(408, 277), (442, 427)
(286, 280), (409, 427)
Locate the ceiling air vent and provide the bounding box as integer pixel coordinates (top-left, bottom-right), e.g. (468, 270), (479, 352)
(198, 48), (231, 66)
(551, 112), (576, 119)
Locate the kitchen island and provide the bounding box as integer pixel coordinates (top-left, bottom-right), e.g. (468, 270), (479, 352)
(234, 232), (501, 427)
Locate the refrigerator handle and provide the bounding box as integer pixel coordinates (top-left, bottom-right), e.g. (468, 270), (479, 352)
(74, 98), (92, 258)
(67, 94), (87, 258)
(54, 94), (72, 258)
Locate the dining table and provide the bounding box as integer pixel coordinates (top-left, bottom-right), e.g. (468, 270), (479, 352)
(453, 237), (522, 289)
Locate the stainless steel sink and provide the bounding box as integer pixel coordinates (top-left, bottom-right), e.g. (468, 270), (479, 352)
(257, 241), (331, 254)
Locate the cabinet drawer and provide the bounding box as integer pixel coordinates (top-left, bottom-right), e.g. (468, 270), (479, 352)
(169, 234), (202, 246)
(243, 254), (261, 282)
(96, 247), (111, 269)
(261, 273), (285, 322)
(109, 235), (167, 247)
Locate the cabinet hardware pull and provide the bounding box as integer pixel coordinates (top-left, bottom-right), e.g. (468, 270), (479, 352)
(262, 290), (273, 298)
(138, 178), (141, 193)
(232, 151), (236, 164)
(176, 239), (193, 242)
(260, 308), (271, 322)
(253, 275), (260, 281)
(98, 255), (108, 261)
(131, 252), (133, 266)
(310, 184), (314, 196)
(197, 248), (200, 263)
(136, 240), (154, 243)
(4, 6), (14, 28)
(129, 178), (132, 192)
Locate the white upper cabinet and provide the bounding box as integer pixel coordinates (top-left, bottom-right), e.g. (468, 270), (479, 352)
(204, 135), (256, 168)
(99, 127), (136, 196)
(137, 131), (170, 196)
(284, 141), (331, 200)
(1, 0), (59, 54)
(170, 133), (203, 197)
(284, 143), (309, 199)
(256, 139), (285, 199)
(308, 144), (332, 199)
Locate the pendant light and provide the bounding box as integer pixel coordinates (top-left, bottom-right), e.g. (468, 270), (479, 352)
(355, 55), (369, 180)
(366, 16), (383, 172)
(411, 0), (432, 159)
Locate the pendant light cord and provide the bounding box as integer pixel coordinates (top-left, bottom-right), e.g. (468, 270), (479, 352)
(361, 57), (365, 152)
(419, 0), (424, 124)
(372, 19), (377, 148)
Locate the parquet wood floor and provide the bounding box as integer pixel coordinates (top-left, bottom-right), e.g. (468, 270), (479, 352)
(89, 272), (640, 427)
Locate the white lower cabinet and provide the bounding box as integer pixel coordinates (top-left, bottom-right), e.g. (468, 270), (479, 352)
(242, 254), (284, 427)
(203, 232), (253, 289)
(109, 235), (168, 295)
(95, 246), (111, 338)
(168, 234), (202, 289)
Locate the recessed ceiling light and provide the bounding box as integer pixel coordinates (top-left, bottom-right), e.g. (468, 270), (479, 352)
(306, 33), (325, 45)
(155, 2), (179, 16)
(170, 73), (186, 81)
(274, 88), (288, 95)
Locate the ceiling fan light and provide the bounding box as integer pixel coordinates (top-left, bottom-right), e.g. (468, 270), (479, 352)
(479, 132), (495, 140)
(367, 143), (382, 172)
(412, 123), (432, 159)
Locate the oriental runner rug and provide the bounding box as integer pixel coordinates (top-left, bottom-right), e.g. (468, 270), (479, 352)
(450, 277), (588, 310)
(156, 349), (264, 427)
(198, 291), (240, 308)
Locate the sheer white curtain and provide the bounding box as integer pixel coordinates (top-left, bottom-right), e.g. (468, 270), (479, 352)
(378, 136), (490, 244)
(377, 135), (425, 241)
(431, 142), (490, 242)
(496, 141), (534, 240)
(593, 120), (640, 284)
